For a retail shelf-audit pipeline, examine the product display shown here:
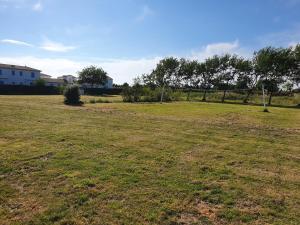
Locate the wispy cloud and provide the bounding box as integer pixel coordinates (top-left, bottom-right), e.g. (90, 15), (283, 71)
(0, 0), (43, 11)
(1, 39), (34, 47)
(136, 5), (154, 22)
(279, 0), (300, 7)
(190, 40), (252, 60)
(257, 25), (300, 47)
(32, 1), (42, 11)
(40, 39), (77, 52)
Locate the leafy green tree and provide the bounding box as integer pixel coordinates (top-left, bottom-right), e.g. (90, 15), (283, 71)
(254, 47), (294, 105)
(78, 66), (108, 87)
(179, 59), (199, 100)
(214, 54), (238, 103)
(201, 56), (220, 101)
(235, 58), (257, 103)
(35, 78), (46, 87)
(292, 44), (300, 87)
(148, 57), (180, 102)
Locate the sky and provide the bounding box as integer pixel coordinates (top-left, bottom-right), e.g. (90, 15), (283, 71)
(1, 0), (300, 84)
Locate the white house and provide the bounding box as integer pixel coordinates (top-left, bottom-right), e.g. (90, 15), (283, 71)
(0, 63), (41, 85)
(57, 75), (77, 85)
(81, 76), (114, 89)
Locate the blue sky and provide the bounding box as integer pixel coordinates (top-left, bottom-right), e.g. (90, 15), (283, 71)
(1, 0), (300, 83)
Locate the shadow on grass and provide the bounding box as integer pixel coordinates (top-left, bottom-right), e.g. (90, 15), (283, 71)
(193, 100), (300, 109)
(64, 101), (84, 106)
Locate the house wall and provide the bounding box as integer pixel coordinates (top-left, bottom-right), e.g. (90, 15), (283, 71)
(105, 79), (113, 89)
(81, 78), (113, 89)
(0, 67), (41, 85)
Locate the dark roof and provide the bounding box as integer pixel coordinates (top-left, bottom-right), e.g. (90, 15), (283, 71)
(0, 63), (41, 72)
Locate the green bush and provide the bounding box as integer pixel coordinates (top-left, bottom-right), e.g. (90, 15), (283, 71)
(89, 99), (96, 104)
(122, 86), (183, 103)
(64, 85), (82, 105)
(96, 98), (112, 103)
(121, 83), (143, 102)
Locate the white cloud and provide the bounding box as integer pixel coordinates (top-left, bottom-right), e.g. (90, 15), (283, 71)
(1, 39), (34, 47)
(190, 40), (251, 60)
(0, 56), (160, 84)
(0, 40), (253, 84)
(32, 1), (42, 11)
(136, 5), (154, 22)
(257, 25), (300, 47)
(40, 39), (77, 52)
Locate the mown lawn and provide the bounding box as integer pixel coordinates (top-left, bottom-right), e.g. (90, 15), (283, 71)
(0, 95), (299, 225)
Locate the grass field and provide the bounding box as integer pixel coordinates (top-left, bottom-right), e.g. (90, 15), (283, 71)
(0, 95), (299, 225)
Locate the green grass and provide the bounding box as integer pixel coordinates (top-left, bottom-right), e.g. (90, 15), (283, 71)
(0, 95), (299, 224)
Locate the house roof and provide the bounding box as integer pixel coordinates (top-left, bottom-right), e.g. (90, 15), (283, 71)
(40, 73), (52, 78)
(0, 63), (41, 72)
(58, 75), (77, 78)
(43, 78), (65, 84)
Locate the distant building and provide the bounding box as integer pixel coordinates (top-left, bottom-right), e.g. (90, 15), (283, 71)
(39, 73), (64, 87)
(0, 63), (41, 85)
(57, 75), (77, 85)
(81, 76), (113, 89)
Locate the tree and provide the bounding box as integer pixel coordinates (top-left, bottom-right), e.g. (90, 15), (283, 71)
(201, 56), (219, 101)
(214, 54), (237, 103)
(254, 47), (294, 105)
(148, 57), (180, 103)
(235, 58), (257, 103)
(78, 66), (108, 87)
(179, 59), (199, 101)
(291, 44), (300, 87)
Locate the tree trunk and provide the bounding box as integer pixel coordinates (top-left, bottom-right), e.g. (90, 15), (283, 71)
(268, 92), (273, 106)
(202, 89), (207, 101)
(187, 88), (191, 101)
(243, 89), (252, 103)
(221, 90), (227, 103)
(160, 85), (165, 103)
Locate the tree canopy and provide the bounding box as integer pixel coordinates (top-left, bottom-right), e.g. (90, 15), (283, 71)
(78, 66), (108, 87)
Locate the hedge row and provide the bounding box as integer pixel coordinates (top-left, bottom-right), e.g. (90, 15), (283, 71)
(0, 85), (61, 95)
(82, 88), (123, 95)
(0, 85), (123, 95)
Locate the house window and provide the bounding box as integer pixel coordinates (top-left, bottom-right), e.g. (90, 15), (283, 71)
(31, 72), (35, 78)
(0, 69), (2, 75)
(0, 81), (4, 85)
(19, 71), (23, 76)
(12, 70), (15, 75)
(12, 82), (15, 85)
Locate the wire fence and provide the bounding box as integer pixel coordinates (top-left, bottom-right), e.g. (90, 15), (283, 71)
(179, 88), (300, 107)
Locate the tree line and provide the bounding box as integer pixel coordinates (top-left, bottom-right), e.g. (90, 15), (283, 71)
(128, 45), (300, 105)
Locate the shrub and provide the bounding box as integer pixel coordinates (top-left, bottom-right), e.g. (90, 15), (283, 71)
(122, 85), (184, 103)
(96, 98), (112, 103)
(35, 78), (46, 87)
(89, 99), (96, 104)
(63, 85), (82, 105)
(121, 83), (143, 102)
